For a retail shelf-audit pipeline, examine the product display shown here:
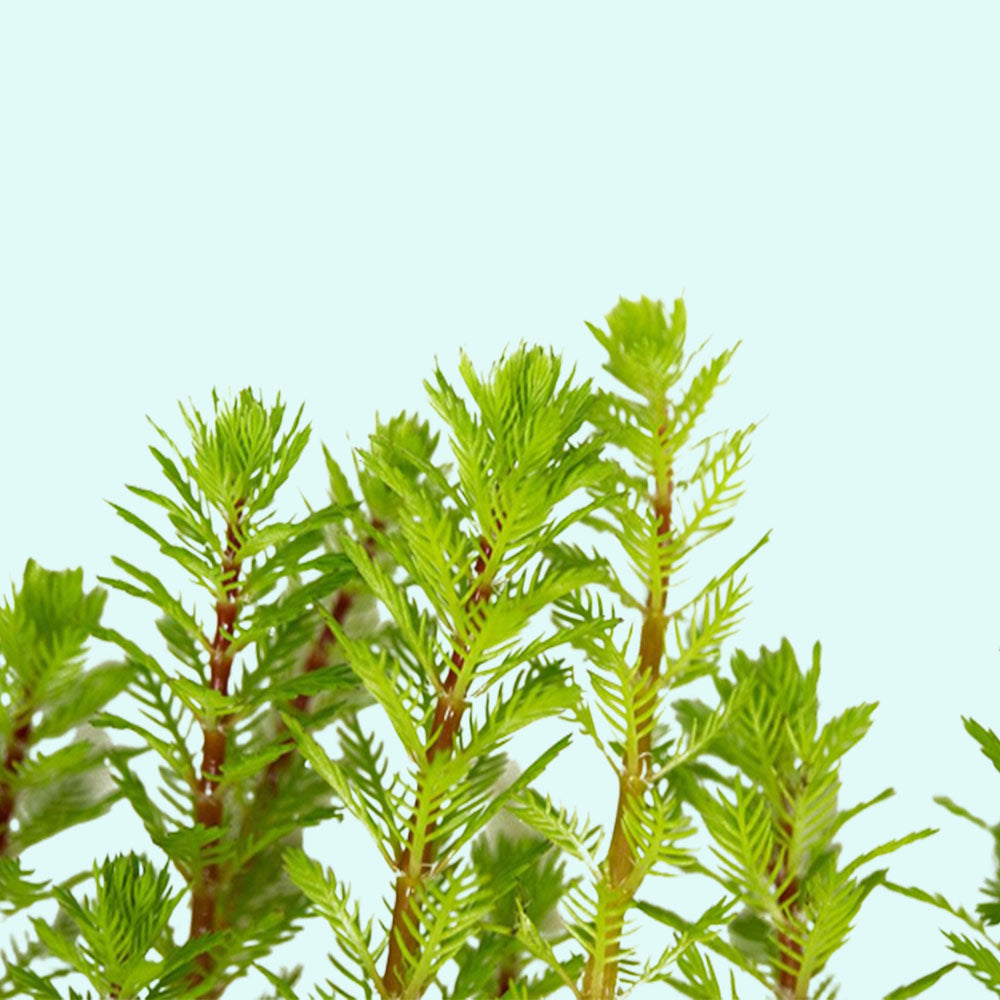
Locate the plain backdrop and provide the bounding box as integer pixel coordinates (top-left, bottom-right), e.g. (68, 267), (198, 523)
(2, 4), (998, 998)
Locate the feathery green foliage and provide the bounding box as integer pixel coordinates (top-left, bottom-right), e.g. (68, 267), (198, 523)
(886, 716), (1000, 997)
(448, 766), (579, 1000)
(0, 560), (129, 997)
(0, 294), (980, 1000)
(82, 388), (378, 995)
(501, 295), (763, 999)
(666, 640), (934, 999)
(284, 344), (614, 999)
(0, 560), (126, 858)
(9, 853), (200, 1000)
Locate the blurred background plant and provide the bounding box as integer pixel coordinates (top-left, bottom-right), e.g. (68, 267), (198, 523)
(0, 559), (130, 998)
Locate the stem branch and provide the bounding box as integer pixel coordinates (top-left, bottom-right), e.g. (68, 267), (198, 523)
(188, 500), (245, 989)
(382, 537), (495, 997)
(0, 694), (32, 856)
(255, 519), (382, 809)
(774, 810), (805, 997)
(583, 419), (673, 1000)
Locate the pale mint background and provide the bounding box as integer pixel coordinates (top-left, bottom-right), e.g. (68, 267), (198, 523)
(2, 4), (998, 998)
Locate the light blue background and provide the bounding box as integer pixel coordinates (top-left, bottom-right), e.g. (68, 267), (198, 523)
(2, 3), (998, 998)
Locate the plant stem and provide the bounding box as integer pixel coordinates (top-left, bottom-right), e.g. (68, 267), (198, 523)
(197, 521), (384, 996)
(0, 694), (32, 856)
(382, 537), (494, 998)
(583, 422), (673, 1000)
(774, 809), (805, 997)
(496, 964), (518, 995)
(253, 519), (383, 812)
(260, 589), (354, 797)
(189, 500), (245, 986)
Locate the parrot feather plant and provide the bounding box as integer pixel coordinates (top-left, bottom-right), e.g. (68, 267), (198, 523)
(655, 639), (935, 999)
(0, 294), (957, 1000)
(280, 343), (615, 1000)
(0, 561), (130, 998)
(94, 389), (369, 996)
(6, 388), (388, 999)
(885, 715), (1000, 998)
(0, 562), (126, 860)
(490, 295), (767, 999)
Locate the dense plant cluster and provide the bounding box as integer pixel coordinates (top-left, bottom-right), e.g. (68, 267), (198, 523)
(0, 295), (992, 999)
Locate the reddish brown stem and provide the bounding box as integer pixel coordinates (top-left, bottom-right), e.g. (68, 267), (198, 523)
(291, 588), (354, 714)
(776, 932), (803, 995)
(196, 520), (386, 992)
(189, 501), (245, 986)
(583, 429), (673, 1000)
(382, 538), (494, 997)
(0, 699), (32, 856)
(496, 964), (517, 995)
(256, 519), (383, 803)
(256, 588), (355, 804)
(774, 812), (804, 996)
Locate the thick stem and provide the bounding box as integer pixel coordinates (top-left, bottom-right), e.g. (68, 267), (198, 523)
(0, 697), (32, 856)
(382, 538), (494, 998)
(188, 501), (244, 987)
(773, 811), (805, 997)
(202, 522), (385, 995)
(583, 427), (673, 1000)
